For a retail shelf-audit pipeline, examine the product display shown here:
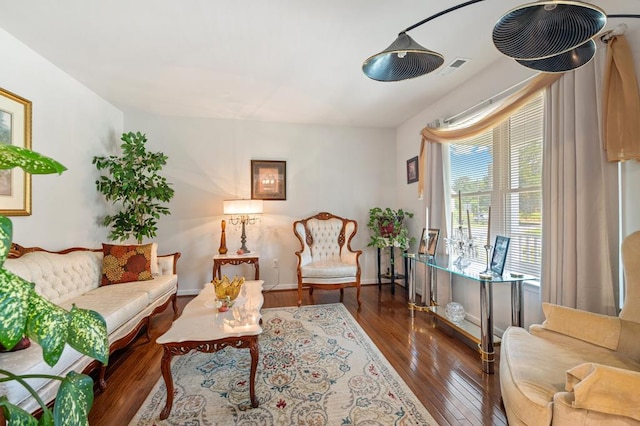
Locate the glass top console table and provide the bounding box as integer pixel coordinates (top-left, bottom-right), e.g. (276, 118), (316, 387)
(404, 253), (535, 374)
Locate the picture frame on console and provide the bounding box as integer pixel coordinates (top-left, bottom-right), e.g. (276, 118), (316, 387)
(406, 156), (418, 184)
(251, 160), (286, 200)
(490, 235), (510, 276)
(418, 228), (440, 256)
(0, 87), (32, 216)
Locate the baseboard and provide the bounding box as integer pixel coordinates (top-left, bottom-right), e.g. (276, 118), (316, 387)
(176, 279), (388, 296)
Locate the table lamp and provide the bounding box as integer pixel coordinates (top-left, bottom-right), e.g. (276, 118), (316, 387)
(223, 199), (263, 253)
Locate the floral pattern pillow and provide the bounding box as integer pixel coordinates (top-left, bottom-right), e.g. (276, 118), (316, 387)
(102, 243), (153, 285)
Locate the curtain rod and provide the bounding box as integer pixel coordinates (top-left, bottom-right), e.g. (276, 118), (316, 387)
(443, 75), (536, 125)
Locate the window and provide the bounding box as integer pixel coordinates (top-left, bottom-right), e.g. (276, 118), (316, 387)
(449, 93), (543, 277)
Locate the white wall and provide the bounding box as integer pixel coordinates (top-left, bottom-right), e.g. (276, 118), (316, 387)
(0, 27), (123, 248)
(124, 111), (398, 294)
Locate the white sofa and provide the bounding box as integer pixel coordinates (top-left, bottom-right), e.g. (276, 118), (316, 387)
(0, 243), (180, 413)
(500, 231), (640, 425)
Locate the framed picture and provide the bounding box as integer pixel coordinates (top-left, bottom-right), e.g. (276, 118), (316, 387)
(251, 160), (286, 200)
(418, 228), (440, 256)
(490, 235), (510, 276)
(406, 156), (418, 184)
(0, 87), (32, 216)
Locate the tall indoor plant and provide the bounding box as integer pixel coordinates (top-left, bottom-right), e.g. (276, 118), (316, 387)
(0, 145), (109, 425)
(367, 207), (415, 250)
(93, 131), (174, 244)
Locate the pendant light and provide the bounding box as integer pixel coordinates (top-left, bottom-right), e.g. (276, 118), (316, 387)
(516, 39), (596, 73)
(492, 1), (606, 60)
(362, 32), (444, 82)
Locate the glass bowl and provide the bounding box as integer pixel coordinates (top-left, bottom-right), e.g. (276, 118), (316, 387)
(445, 302), (465, 323)
(212, 275), (245, 301)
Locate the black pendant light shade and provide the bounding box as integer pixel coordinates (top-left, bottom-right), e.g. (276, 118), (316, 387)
(516, 39), (595, 72)
(493, 1), (606, 60)
(362, 32), (445, 82)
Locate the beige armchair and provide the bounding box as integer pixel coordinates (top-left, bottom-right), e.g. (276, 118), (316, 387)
(293, 212), (362, 307)
(500, 230), (640, 425)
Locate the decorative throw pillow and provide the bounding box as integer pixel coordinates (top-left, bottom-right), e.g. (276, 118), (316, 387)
(101, 243), (153, 285)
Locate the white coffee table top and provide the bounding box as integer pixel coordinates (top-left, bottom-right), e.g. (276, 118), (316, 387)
(157, 280), (264, 344)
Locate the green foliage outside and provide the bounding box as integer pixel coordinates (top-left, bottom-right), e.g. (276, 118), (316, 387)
(93, 132), (174, 244)
(0, 146), (109, 426)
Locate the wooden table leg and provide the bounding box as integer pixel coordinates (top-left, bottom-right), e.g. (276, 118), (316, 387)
(249, 336), (259, 408)
(159, 346), (174, 420)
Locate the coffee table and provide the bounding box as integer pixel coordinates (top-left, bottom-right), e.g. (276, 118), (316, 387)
(156, 279), (264, 419)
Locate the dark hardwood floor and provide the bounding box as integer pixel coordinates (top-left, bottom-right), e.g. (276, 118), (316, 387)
(88, 284), (507, 425)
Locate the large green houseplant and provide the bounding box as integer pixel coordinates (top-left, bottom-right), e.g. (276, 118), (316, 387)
(93, 131), (174, 244)
(0, 145), (109, 425)
(367, 207), (415, 250)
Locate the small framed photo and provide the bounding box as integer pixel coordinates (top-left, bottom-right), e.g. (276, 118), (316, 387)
(251, 160), (286, 200)
(418, 228), (440, 256)
(490, 235), (510, 276)
(406, 156), (418, 184)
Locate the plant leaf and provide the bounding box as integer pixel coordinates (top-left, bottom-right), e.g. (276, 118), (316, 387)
(52, 371), (93, 426)
(0, 397), (39, 425)
(0, 215), (12, 267)
(67, 306), (109, 365)
(0, 145), (67, 174)
(26, 294), (69, 367)
(0, 270), (31, 349)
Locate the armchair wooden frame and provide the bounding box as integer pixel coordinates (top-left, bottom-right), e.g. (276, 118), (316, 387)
(293, 212), (362, 307)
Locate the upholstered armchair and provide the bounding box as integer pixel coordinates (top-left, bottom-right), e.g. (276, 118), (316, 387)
(293, 212), (362, 307)
(500, 230), (640, 425)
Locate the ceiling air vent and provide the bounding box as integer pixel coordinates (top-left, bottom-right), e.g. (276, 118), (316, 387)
(438, 57), (469, 76)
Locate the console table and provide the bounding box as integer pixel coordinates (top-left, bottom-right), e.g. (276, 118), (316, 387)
(404, 253), (534, 374)
(213, 253), (260, 280)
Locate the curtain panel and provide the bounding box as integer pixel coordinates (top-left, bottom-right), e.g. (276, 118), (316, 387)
(602, 34), (640, 162)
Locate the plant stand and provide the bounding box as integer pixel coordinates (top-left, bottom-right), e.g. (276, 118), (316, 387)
(376, 246), (408, 295)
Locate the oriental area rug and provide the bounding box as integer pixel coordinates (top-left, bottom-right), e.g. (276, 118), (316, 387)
(130, 303), (438, 425)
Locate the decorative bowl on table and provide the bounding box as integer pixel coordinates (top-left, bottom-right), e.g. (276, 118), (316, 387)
(212, 275), (245, 311)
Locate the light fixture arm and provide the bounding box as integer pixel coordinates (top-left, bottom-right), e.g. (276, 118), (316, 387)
(402, 0), (487, 34)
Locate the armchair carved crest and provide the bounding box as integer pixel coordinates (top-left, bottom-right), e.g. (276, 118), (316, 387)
(293, 212), (362, 307)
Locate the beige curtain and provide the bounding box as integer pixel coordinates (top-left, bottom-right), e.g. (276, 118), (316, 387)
(420, 73), (561, 144)
(418, 73), (561, 200)
(542, 59), (618, 315)
(602, 34), (640, 162)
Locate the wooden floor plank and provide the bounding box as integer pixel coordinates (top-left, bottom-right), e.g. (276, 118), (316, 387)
(88, 284), (507, 425)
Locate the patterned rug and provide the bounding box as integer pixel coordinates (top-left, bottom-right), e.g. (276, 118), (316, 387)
(129, 303), (438, 425)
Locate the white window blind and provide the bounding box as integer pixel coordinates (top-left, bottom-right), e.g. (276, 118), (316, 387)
(449, 93), (543, 277)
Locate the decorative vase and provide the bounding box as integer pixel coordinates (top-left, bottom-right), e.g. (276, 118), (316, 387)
(445, 302), (465, 323)
(218, 219), (228, 254)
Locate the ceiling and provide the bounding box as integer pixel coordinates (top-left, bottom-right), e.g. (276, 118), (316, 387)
(0, 1), (638, 128)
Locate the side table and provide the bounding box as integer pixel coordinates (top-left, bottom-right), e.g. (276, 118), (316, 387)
(376, 247), (408, 295)
(213, 253), (260, 280)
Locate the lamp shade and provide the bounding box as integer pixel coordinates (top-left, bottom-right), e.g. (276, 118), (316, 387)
(516, 39), (595, 72)
(493, 0), (606, 60)
(362, 32), (445, 82)
(223, 199), (263, 215)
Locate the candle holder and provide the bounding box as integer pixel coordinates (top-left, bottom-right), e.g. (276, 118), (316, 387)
(483, 244), (493, 274)
(445, 223), (477, 269)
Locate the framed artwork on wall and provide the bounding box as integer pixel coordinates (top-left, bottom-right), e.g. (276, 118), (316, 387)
(0, 87), (32, 216)
(406, 156), (418, 184)
(251, 160), (286, 200)
(490, 235), (510, 276)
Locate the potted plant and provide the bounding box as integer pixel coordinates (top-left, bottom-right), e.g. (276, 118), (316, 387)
(0, 145), (109, 425)
(367, 207), (415, 250)
(93, 131), (174, 244)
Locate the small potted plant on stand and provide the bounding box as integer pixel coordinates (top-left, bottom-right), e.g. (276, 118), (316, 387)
(367, 207), (415, 293)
